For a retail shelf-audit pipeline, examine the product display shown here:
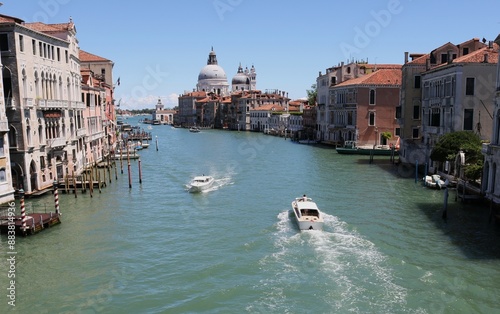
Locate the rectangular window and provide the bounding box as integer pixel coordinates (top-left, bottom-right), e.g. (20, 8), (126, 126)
(395, 128), (401, 136)
(412, 127), (419, 139)
(57, 47), (60, 61)
(19, 35), (24, 52)
(65, 50), (69, 63)
(463, 47), (469, 55)
(39, 42), (42, 56)
(0, 137), (4, 157)
(466, 77), (475, 95)
(430, 108), (440, 127)
(0, 34), (9, 51)
(414, 75), (421, 89)
(32, 39), (36, 55)
(395, 106), (401, 119)
(441, 53), (448, 64)
(464, 109), (473, 130)
(413, 105), (420, 120)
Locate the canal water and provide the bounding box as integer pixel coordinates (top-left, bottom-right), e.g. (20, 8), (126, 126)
(1, 116), (500, 313)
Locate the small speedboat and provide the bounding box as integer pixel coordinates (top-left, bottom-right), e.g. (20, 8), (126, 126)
(189, 127), (200, 133)
(188, 175), (214, 193)
(291, 196), (324, 230)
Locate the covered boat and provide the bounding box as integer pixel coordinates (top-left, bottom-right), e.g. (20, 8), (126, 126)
(291, 196), (324, 230)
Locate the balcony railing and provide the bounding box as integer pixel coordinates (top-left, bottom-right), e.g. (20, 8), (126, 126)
(89, 130), (105, 142)
(37, 99), (69, 109)
(76, 128), (86, 137)
(46, 137), (66, 148)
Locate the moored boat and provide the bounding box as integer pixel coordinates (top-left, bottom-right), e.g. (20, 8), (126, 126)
(189, 126), (201, 133)
(336, 141), (396, 156)
(291, 196), (324, 231)
(423, 174), (447, 189)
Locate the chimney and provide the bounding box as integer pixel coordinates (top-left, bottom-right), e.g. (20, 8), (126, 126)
(484, 53), (489, 63)
(404, 52), (409, 64)
(447, 50), (453, 64)
(426, 58), (431, 71)
(489, 41), (493, 49)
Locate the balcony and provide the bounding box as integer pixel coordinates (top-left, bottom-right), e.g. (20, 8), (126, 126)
(24, 98), (34, 108)
(88, 130), (105, 142)
(76, 128), (86, 137)
(70, 101), (86, 110)
(46, 137), (66, 148)
(37, 99), (69, 109)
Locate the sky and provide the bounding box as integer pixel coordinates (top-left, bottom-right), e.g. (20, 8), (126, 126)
(2, 0), (499, 110)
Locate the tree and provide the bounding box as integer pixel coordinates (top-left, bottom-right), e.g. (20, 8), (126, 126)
(306, 84), (317, 106)
(381, 131), (392, 144)
(430, 131), (483, 180)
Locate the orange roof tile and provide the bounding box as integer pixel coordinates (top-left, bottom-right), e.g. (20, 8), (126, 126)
(335, 68), (402, 87)
(251, 104), (285, 111)
(80, 50), (111, 62)
(451, 44), (499, 64)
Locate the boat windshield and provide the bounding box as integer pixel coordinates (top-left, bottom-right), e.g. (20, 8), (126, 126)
(301, 209), (320, 217)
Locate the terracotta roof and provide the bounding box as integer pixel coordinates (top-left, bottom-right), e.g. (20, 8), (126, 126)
(24, 21), (74, 33)
(335, 68), (402, 87)
(251, 104), (284, 111)
(0, 14), (24, 24)
(451, 44), (499, 64)
(407, 53), (430, 65)
(80, 50), (111, 62)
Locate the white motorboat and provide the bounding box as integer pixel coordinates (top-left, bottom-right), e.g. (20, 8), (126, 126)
(189, 126), (201, 133)
(423, 174), (447, 189)
(188, 175), (214, 193)
(291, 196), (324, 230)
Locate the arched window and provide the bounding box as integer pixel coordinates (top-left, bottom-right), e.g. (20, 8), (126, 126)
(369, 89), (376, 105)
(369, 112), (375, 126)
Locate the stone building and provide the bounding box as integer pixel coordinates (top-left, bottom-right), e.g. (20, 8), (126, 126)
(329, 68), (402, 147)
(482, 34), (500, 205)
(397, 38), (487, 166)
(0, 15), (84, 195)
(421, 42), (498, 173)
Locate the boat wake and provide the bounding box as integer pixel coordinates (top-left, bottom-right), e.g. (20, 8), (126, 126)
(247, 211), (408, 313)
(185, 175), (234, 193)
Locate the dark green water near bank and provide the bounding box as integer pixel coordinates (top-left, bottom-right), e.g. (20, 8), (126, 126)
(1, 116), (500, 313)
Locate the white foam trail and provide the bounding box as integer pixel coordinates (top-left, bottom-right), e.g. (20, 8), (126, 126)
(253, 211), (407, 312)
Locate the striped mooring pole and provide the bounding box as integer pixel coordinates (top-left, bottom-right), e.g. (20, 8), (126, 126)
(20, 189), (26, 233)
(53, 180), (60, 215)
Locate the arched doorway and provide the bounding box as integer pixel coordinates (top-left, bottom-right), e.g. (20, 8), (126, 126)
(29, 160), (38, 192)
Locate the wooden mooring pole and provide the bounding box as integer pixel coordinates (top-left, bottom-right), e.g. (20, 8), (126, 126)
(138, 157), (142, 184)
(53, 180), (60, 215)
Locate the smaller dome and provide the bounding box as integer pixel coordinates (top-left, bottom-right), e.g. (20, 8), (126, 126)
(232, 73), (249, 85)
(232, 64), (249, 85)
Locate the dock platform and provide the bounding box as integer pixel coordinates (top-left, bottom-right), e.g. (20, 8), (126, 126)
(0, 212), (61, 236)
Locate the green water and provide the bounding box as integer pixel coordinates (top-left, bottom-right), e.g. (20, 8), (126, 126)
(1, 117), (500, 313)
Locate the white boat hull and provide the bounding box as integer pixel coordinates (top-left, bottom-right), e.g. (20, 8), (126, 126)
(291, 198), (324, 231)
(189, 176), (214, 193)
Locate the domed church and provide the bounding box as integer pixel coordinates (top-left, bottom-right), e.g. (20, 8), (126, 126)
(232, 63), (256, 92)
(196, 48), (256, 95)
(197, 48), (230, 95)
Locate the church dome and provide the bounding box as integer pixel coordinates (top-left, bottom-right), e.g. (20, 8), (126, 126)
(198, 64), (227, 81)
(231, 64), (249, 85)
